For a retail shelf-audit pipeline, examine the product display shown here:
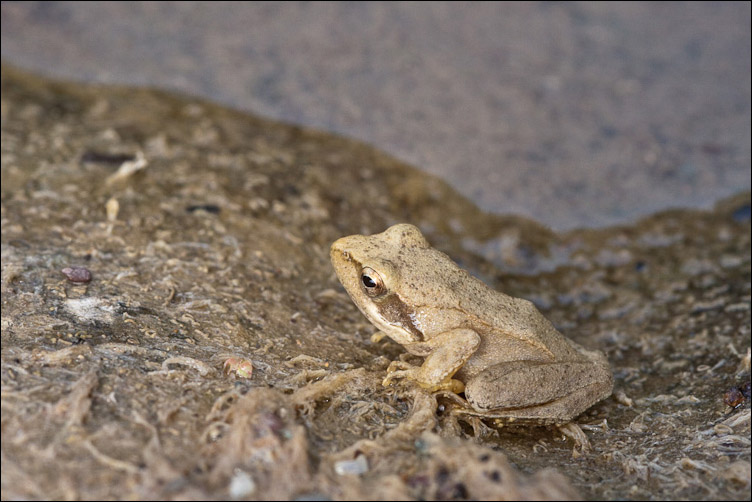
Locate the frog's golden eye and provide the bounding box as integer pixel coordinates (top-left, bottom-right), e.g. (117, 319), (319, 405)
(361, 267), (387, 297)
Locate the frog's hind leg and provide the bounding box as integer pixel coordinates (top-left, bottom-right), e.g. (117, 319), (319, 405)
(464, 359), (613, 423)
(558, 422), (591, 453)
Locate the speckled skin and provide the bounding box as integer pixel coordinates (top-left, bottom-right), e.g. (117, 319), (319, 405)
(331, 224), (613, 423)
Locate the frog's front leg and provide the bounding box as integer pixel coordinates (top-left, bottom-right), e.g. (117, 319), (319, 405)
(383, 328), (480, 394)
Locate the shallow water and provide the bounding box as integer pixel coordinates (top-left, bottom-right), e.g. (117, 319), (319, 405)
(2, 2), (750, 230)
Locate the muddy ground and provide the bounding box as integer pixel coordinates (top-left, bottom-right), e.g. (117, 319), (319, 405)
(1, 66), (750, 500)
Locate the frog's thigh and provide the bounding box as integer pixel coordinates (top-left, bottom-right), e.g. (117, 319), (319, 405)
(465, 360), (609, 413)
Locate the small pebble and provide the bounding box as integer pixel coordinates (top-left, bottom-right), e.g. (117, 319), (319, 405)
(106, 197), (120, 222)
(334, 454), (369, 475)
(61, 266), (92, 283)
(723, 386), (745, 408)
(223, 357), (254, 379)
(229, 469), (256, 499)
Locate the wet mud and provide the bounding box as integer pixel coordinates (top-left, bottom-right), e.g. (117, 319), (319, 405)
(1, 66), (749, 500)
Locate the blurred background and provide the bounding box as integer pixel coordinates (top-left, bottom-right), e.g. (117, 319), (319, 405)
(2, 1), (749, 230)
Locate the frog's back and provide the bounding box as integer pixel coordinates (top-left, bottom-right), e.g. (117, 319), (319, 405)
(423, 248), (585, 362)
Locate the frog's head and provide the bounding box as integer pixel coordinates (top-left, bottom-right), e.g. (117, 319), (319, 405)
(330, 224), (428, 344)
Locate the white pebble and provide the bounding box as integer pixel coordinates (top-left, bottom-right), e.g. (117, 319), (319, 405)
(334, 454), (369, 476)
(229, 469), (256, 499)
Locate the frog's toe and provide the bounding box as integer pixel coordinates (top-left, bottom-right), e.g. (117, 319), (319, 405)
(386, 360), (413, 373)
(382, 371), (400, 386)
(382, 367), (417, 387)
(558, 422), (592, 454)
(370, 331), (388, 344)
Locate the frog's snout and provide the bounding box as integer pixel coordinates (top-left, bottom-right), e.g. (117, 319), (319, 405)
(330, 239), (349, 264)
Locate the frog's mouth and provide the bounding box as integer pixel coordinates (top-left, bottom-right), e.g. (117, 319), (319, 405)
(368, 292), (424, 343)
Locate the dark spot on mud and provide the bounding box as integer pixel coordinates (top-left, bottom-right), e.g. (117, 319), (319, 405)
(80, 151), (136, 165)
(186, 204), (221, 214)
(731, 204), (750, 223)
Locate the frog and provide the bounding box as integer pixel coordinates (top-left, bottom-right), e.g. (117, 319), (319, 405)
(330, 223), (613, 428)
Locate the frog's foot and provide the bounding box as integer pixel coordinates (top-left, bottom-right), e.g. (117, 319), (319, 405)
(383, 364), (465, 395)
(386, 360), (414, 373)
(557, 422), (591, 455)
(382, 361), (419, 387)
(436, 390), (472, 408)
(369, 331), (388, 344)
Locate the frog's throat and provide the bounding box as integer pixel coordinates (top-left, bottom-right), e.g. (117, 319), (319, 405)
(365, 293), (424, 344)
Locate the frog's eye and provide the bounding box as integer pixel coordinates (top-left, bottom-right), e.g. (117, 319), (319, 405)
(361, 267), (387, 297)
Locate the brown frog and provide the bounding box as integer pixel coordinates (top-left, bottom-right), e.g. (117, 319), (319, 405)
(330, 224), (613, 426)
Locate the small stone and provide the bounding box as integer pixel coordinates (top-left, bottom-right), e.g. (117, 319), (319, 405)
(106, 197), (120, 222)
(229, 469), (256, 499)
(334, 454), (369, 475)
(223, 357), (254, 379)
(61, 266), (92, 283)
(723, 386), (744, 408)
